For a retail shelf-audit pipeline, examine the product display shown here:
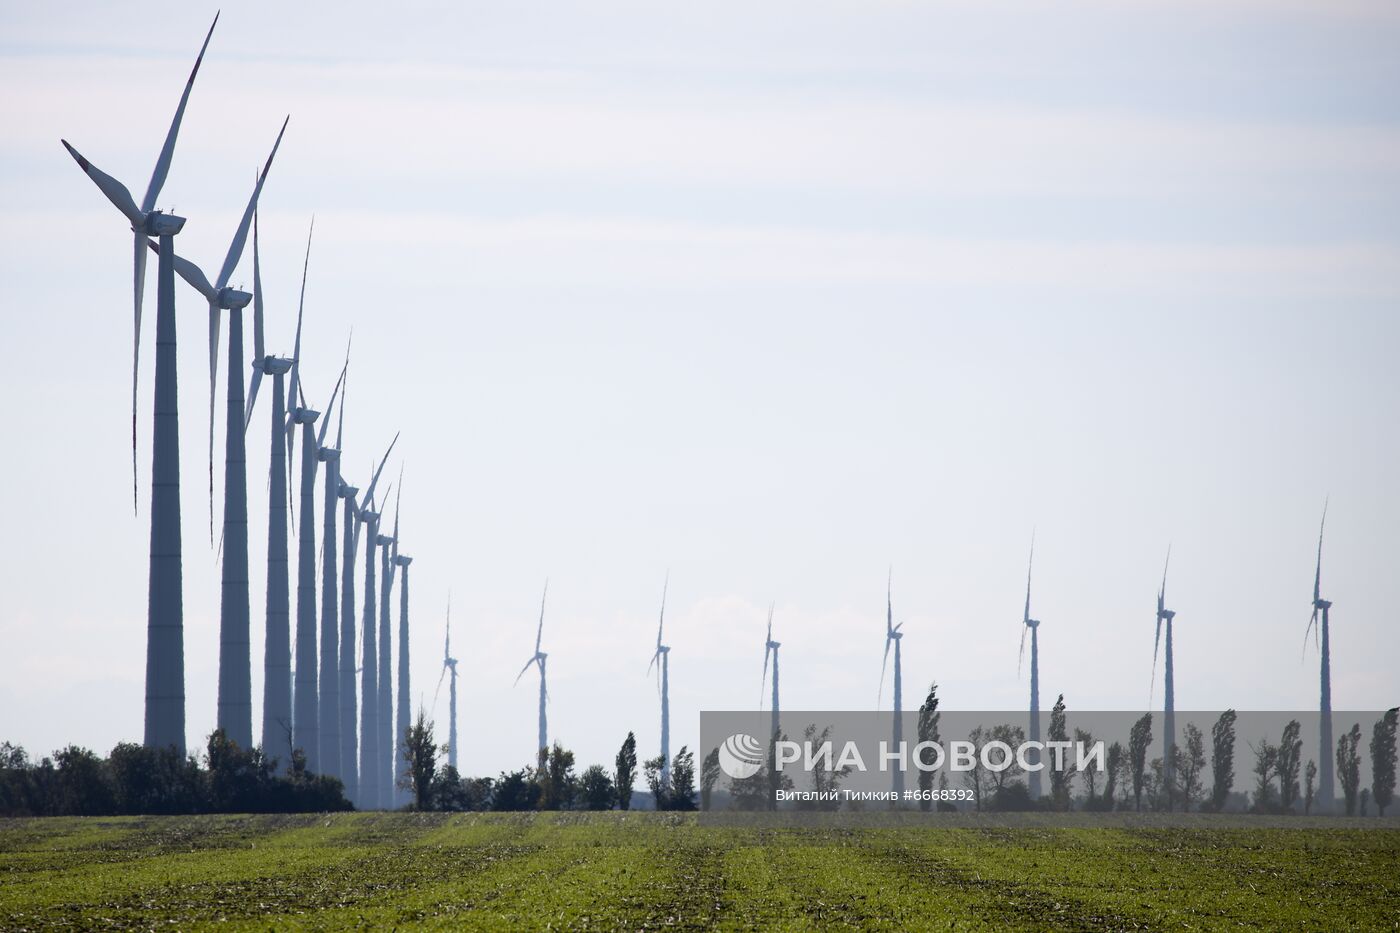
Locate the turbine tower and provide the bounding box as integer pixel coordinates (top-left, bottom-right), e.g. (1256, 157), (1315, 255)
(1150, 547), (1177, 802)
(334, 381), (358, 792)
(354, 438), (398, 807)
(760, 605), (780, 743)
(1305, 502), (1335, 814)
(317, 347), (351, 780)
(162, 129), (288, 750)
(376, 494), (398, 809)
(284, 223), (330, 774)
(393, 518), (413, 807)
(61, 14), (219, 753)
(1019, 539), (1042, 800)
(879, 573), (905, 797)
(647, 574), (671, 786)
(336, 474), (359, 798)
(435, 598), (459, 772)
(515, 582), (550, 771)
(246, 223), (294, 761)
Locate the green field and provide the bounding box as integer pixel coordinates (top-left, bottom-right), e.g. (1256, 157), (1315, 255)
(1, 813), (1397, 930)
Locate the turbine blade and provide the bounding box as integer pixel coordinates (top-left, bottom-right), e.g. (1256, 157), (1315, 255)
(207, 296), (220, 542)
(513, 657), (536, 686)
(1314, 499), (1327, 603)
(140, 12), (217, 213)
(61, 140), (141, 225)
(535, 581), (548, 654)
(878, 636), (892, 707)
(760, 646), (770, 711)
(887, 564), (893, 636)
(1161, 544), (1171, 603)
(1149, 616), (1162, 708)
(130, 232), (145, 513)
(285, 216), (313, 476)
(1018, 623), (1028, 679)
(392, 466), (403, 559)
(657, 570), (669, 648)
(361, 432), (400, 510)
(335, 332), (351, 451)
(1024, 535), (1034, 625)
(245, 368), (263, 433)
(252, 209), (265, 361)
(215, 116), (289, 290)
(316, 358), (347, 449)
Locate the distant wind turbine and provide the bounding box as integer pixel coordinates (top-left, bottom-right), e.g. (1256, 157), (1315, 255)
(334, 376), (359, 793)
(647, 573), (671, 785)
(1304, 501), (1335, 814)
(878, 572), (904, 797)
(317, 345), (351, 780)
(375, 488), (399, 810)
(61, 13), (219, 753)
(1150, 547), (1177, 799)
(515, 582), (550, 771)
(392, 501), (413, 808)
(1019, 538), (1043, 801)
(760, 605), (780, 744)
(434, 597), (459, 772)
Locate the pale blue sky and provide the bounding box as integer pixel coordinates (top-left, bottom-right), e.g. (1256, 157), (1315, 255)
(1, 1), (1397, 778)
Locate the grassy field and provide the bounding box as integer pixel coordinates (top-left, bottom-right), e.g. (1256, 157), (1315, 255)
(1, 812), (1397, 930)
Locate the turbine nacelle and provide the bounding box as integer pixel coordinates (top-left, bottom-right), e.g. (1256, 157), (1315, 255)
(256, 356), (293, 376)
(375, 533), (395, 548)
(1159, 609), (1175, 622)
(393, 554), (412, 568)
(1315, 598), (1332, 611)
(1024, 618), (1040, 629)
(143, 210), (187, 236)
(290, 407), (320, 425)
(317, 446), (341, 463)
(216, 286), (252, 310)
(338, 483), (359, 500)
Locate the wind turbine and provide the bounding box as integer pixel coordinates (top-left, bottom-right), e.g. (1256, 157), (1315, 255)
(1018, 539), (1043, 801)
(354, 437), (398, 807)
(317, 344), (351, 781)
(1304, 502), (1335, 814)
(760, 605), (780, 745)
(647, 573), (671, 786)
(878, 572), (904, 798)
(433, 597), (459, 772)
(161, 128), (289, 751)
(61, 14), (218, 754)
(376, 487), (399, 810)
(392, 498), (413, 807)
(62, 13), (213, 509)
(336, 474), (359, 799)
(515, 582), (550, 771)
(251, 255), (293, 761)
(1150, 547), (1177, 802)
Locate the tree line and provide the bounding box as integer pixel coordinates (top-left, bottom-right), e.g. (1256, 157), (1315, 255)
(0, 730), (350, 817)
(397, 712), (699, 812)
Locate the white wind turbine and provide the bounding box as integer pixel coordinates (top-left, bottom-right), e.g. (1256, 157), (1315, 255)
(62, 13), (215, 510)
(1018, 538), (1043, 800)
(433, 596), (459, 772)
(647, 573), (671, 786)
(61, 13), (218, 755)
(878, 572), (904, 797)
(515, 582), (550, 771)
(759, 604), (780, 744)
